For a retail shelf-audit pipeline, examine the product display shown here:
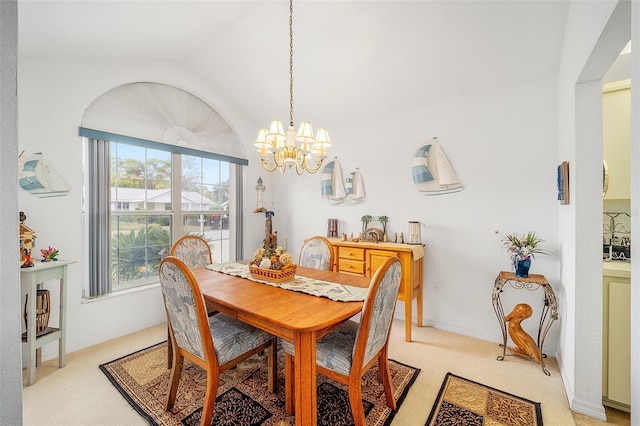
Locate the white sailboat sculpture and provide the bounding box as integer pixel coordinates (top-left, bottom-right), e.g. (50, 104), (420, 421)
(18, 152), (71, 198)
(345, 168), (365, 203)
(321, 158), (346, 204)
(412, 138), (464, 195)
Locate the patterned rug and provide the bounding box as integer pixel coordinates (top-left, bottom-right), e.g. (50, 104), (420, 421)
(425, 373), (543, 426)
(100, 342), (420, 426)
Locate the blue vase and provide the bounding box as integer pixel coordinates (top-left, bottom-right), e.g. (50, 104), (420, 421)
(515, 259), (531, 278)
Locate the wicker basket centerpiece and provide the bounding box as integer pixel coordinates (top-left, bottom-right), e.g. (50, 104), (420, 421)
(249, 262), (297, 283)
(249, 209), (297, 283)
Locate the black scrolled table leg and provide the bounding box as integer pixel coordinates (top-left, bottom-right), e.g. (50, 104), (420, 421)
(492, 277), (508, 361)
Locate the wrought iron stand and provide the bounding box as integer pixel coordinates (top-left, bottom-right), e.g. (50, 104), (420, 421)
(492, 271), (558, 375)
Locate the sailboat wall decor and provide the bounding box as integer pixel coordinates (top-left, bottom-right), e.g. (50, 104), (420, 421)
(412, 138), (464, 195)
(321, 158), (346, 204)
(18, 152), (71, 198)
(345, 168), (365, 203)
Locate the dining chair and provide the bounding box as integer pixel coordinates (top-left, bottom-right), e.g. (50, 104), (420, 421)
(167, 234), (217, 367)
(170, 234), (213, 268)
(281, 256), (402, 425)
(159, 256), (277, 426)
(298, 235), (334, 271)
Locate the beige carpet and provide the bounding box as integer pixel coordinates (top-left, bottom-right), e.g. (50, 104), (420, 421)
(99, 342), (419, 425)
(21, 319), (624, 425)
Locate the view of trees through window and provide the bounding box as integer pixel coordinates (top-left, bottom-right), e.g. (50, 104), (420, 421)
(110, 142), (230, 288)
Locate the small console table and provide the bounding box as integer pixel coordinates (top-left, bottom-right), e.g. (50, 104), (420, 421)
(492, 271), (558, 375)
(20, 260), (75, 385)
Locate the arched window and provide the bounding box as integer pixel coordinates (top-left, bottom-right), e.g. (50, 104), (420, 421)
(80, 82), (247, 297)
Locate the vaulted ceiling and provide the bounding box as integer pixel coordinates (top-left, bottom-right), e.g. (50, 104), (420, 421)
(19, 1), (571, 127)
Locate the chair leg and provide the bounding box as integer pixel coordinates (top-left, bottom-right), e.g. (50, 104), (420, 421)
(267, 338), (277, 393)
(284, 353), (295, 415)
(347, 381), (366, 426)
(167, 326), (173, 369)
(165, 354), (183, 411)
(378, 355), (396, 410)
(200, 371), (219, 426)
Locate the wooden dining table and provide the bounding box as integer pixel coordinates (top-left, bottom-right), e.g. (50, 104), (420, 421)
(192, 264), (370, 426)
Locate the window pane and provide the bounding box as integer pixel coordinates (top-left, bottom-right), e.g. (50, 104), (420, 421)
(111, 215), (171, 286)
(111, 143), (171, 211)
(182, 155), (229, 212)
(183, 213), (230, 263)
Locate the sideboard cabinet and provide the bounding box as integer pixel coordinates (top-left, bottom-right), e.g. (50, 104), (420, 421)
(327, 238), (424, 342)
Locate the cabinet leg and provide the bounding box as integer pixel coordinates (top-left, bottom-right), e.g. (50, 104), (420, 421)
(404, 299), (412, 342)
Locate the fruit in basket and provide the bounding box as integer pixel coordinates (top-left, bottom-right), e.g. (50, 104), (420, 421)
(259, 258), (271, 269)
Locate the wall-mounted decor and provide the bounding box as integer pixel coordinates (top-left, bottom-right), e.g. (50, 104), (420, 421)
(557, 161), (570, 205)
(321, 158), (366, 204)
(345, 168), (365, 203)
(19, 152), (70, 198)
(321, 158), (346, 204)
(412, 137), (464, 195)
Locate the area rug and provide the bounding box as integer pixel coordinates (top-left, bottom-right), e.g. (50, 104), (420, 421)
(100, 341), (420, 426)
(425, 372), (543, 426)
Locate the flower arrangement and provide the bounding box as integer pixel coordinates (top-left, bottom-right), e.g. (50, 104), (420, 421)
(40, 246), (59, 261)
(501, 231), (550, 265)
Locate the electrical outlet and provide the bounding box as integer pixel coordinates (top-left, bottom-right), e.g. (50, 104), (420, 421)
(433, 281), (440, 293)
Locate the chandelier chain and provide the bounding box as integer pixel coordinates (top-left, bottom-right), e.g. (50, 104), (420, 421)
(289, 0), (294, 127)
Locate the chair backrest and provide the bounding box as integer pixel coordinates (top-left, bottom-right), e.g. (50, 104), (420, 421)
(170, 235), (212, 268)
(158, 256), (214, 362)
(298, 236), (334, 270)
(354, 257), (402, 367)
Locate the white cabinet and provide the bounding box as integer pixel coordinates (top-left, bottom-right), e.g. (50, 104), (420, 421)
(603, 81), (630, 200)
(602, 263), (630, 410)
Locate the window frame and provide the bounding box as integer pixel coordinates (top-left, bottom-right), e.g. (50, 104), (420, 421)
(81, 128), (245, 298)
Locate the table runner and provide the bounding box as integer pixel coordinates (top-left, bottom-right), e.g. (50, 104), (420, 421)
(206, 262), (368, 302)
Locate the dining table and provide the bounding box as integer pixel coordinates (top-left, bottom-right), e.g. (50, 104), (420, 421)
(192, 263), (370, 426)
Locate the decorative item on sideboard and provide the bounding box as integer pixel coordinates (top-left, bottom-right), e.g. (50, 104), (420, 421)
(327, 218), (339, 237)
(407, 221), (422, 245)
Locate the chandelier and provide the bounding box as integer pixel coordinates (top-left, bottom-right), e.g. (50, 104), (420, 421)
(254, 0), (332, 175)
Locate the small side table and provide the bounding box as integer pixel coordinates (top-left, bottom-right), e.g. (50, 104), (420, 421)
(492, 271), (558, 375)
(20, 260), (75, 385)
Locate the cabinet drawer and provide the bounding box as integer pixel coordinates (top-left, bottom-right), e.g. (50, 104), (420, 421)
(339, 247), (365, 261)
(338, 258), (366, 275)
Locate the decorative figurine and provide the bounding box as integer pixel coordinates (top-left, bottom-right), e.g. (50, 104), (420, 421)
(394, 232), (398, 243)
(254, 177), (266, 213)
(21, 248), (34, 268)
(263, 210), (278, 251)
(19, 211), (36, 268)
(400, 232), (405, 244)
(503, 303), (542, 363)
